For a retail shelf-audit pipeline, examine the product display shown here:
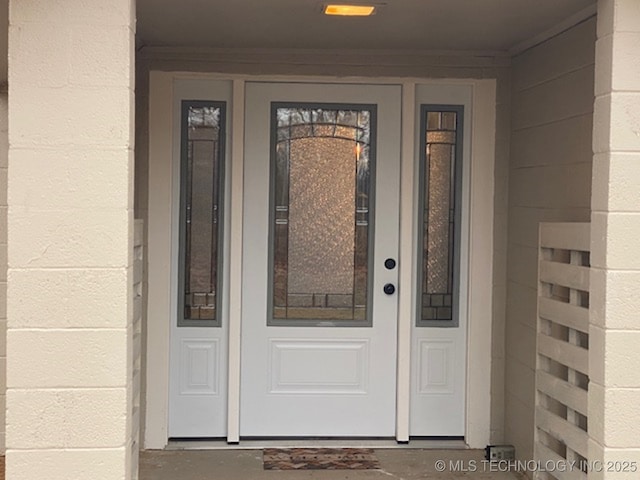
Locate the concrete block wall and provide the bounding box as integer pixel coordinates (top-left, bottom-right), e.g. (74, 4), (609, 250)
(506, 18), (596, 461)
(6, 1), (135, 479)
(0, 90), (6, 452)
(589, 0), (640, 476)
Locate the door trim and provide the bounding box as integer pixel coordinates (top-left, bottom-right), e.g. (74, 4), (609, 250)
(145, 72), (495, 449)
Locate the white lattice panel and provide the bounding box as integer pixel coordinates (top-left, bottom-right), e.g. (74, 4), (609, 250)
(535, 223), (590, 480)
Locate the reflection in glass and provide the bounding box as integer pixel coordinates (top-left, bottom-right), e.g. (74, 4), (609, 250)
(420, 110), (459, 323)
(272, 105), (373, 323)
(182, 104), (223, 323)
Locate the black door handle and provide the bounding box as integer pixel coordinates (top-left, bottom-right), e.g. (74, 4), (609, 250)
(383, 283), (396, 295)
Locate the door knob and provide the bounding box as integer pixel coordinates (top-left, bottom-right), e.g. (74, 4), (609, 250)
(383, 283), (396, 295)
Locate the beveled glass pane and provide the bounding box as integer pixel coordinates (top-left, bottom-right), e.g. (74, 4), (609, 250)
(271, 105), (373, 325)
(181, 104), (223, 324)
(419, 108), (459, 324)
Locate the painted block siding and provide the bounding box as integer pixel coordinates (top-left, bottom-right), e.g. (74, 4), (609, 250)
(0, 91), (6, 453)
(6, 1), (136, 479)
(589, 0), (640, 470)
(506, 18), (596, 462)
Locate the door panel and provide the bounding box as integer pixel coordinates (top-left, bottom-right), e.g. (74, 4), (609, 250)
(409, 85), (470, 436)
(168, 80), (231, 438)
(240, 82), (401, 436)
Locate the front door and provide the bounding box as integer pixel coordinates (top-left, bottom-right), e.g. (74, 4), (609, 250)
(240, 82), (402, 436)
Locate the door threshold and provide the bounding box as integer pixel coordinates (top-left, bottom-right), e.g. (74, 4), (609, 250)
(166, 437), (468, 450)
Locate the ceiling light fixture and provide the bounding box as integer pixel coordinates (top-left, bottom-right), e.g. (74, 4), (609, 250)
(323, 4), (377, 16)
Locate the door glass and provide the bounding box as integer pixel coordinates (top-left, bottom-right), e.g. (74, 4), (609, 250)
(270, 104), (375, 326)
(418, 107), (462, 327)
(179, 102), (225, 327)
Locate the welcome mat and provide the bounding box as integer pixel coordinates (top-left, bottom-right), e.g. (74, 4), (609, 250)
(263, 448), (380, 470)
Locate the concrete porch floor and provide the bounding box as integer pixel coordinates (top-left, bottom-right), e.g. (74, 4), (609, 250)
(140, 449), (524, 479)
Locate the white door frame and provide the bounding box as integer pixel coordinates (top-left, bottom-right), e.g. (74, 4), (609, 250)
(145, 71), (495, 449)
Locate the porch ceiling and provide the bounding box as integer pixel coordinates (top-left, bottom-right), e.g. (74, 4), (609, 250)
(136, 0), (595, 53)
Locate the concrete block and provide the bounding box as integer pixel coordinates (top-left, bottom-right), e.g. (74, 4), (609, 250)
(609, 92), (640, 153)
(70, 25), (133, 87)
(607, 0), (640, 34)
(590, 268), (640, 330)
(0, 284), (6, 318)
(588, 440), (640, 480)
(589, 326), (606, 386)
(0, 207), (6, 244)
(9, 85), (132, 148)
(592, 153), (640, 212)
(7, 449), (128, 480)
(8, 23), (70, 88)
(10, 0), (133, 26)
(588, 383), (640, 448)
(593, 94), (612, 154)
(0, 244), (6, 281)
(605, 331), (640, 385)
(7, 329), (128, 388)
(591, 212), (640, 270)
(8, 207), (130, 268)
(0, 319), (5, 356)
(588, 383), (606, 456)
(6, 388), (128, 449)
(595, 34), (614, 96)
(597, 0), (615, 38)
(611, 32), (640, 92)
(0, 168), (6, 206)
(8, 268), (128, 329)
(8, 148), (131, 209)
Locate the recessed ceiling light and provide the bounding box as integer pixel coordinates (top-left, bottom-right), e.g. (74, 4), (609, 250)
(324, 4), (376, 16)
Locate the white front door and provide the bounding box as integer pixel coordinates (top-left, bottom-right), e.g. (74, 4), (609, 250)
(240, 82), (402, 436)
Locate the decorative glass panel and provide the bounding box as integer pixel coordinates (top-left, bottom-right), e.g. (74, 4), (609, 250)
(271, 104), (374, 325)
(418, 107), (461, 326)
(179, 102), (225, 326)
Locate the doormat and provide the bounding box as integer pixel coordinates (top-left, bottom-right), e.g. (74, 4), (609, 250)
(263, 448), (380, 470)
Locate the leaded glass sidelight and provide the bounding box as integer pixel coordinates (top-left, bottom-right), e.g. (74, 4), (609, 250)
(270, 104), (375, 326)
(178, 102), (226, 327)
(417, 107), (462, 327)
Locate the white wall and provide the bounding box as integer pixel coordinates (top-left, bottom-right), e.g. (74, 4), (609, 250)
(506, 18), (596, 461)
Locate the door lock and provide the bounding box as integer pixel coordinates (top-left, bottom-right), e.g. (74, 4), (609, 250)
(383, 283), (396, 295)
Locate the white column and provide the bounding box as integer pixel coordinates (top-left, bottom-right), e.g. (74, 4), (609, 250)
(6, 1), (136, 479)
(589, 0), (640, 478)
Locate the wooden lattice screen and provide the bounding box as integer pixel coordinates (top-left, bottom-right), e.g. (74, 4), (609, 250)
(535, 223), (590, 480)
